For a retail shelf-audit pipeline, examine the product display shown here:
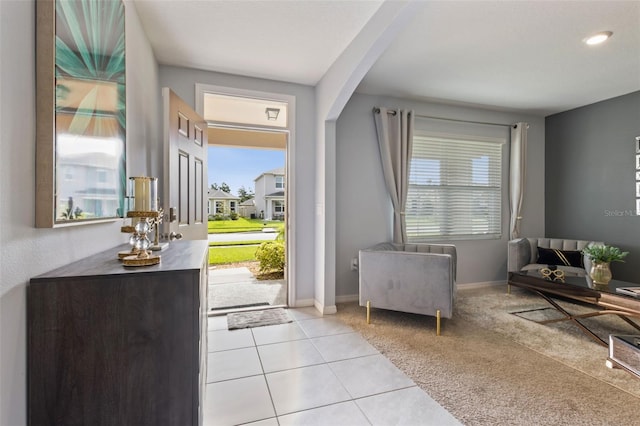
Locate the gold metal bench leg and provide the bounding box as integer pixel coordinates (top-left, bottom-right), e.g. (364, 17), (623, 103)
(436, 309), (441, 336)
(366, 300), (371, 324)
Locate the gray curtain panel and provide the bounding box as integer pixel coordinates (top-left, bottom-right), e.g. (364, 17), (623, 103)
(373, 107), (415, 244)
(509, 122), (529, 239)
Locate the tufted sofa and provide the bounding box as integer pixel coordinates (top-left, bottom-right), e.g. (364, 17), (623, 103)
(358, 242), (457, 335)
(507, 237), (603, 278)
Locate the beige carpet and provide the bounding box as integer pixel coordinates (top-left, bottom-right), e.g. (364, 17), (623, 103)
(336, 286), (640, 426)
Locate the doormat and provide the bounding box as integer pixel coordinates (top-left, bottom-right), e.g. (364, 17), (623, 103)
(211, 302), (269, 312)
(227, 308), (292, 330)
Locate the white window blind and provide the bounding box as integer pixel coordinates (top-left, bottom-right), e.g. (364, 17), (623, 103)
(406, 133), (504, 240)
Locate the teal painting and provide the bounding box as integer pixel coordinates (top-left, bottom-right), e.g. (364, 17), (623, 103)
(53, 0), (126, 223)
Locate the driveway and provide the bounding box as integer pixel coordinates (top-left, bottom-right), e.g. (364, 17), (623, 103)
(208, 231), (278, 243)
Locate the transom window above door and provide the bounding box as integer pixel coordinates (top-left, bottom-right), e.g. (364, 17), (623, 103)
(202, 93), (288, 128)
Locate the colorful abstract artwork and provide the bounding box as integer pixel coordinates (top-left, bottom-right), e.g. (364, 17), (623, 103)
(37, 0), (126, 226)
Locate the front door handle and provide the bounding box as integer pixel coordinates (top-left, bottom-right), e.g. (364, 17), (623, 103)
(169, 231), (183, 241)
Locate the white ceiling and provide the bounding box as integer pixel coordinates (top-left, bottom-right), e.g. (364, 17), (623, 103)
(131, 0), (383, 85)
(132, 0), (640, 116)
(358, 1), (640, 115)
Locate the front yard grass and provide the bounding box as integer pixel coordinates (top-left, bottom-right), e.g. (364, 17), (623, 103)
(207, 218), (285, 265)
(209, 240), (267, 247)
(208, 217), (284, 234)
(209, 245), (259, 265)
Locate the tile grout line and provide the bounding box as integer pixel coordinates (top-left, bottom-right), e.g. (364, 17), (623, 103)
(209, 310), (421, 425)
(276, 401), (374, 424)
(300, 321), (374, 424)
(252, 319), (283, 425)
(264, 314), (354, 422)
(276, 313), (389, 424)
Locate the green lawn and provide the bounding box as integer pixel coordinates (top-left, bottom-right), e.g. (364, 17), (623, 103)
(208, 217), (285, 234)
(209, 240), (267, 247)
(207, 218), (285, 265)
(209, 245), (259, 265)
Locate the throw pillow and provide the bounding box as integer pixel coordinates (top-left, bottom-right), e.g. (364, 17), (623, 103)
(536, 247), (584, 268)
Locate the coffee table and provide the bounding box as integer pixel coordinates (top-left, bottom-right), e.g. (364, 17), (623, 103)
(507, 271), (640, 346)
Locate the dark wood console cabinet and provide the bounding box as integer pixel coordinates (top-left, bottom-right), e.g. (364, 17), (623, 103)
(28, 240), (209, 426)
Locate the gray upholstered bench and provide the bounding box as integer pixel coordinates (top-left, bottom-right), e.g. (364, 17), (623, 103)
(358, 242), (457, 335)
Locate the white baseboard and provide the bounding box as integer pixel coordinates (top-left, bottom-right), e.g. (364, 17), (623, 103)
(336, 294), (359, 303)
(290, 298), (315, 308)
(314, 300), (337, 315)
(457, 280), (506, 290)
(293, 284), (505, 314)
(292, 299), (337, 314)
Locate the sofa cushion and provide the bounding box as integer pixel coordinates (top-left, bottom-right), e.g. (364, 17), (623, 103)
(536, 247), (584, 268)
(520, 263), (586, 277)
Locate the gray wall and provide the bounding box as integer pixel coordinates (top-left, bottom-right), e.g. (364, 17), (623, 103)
(335, 93), (546, 297)
(0, 2), (159, 424)
(158, 66), (317, 302)
(545, 91), (640, 282)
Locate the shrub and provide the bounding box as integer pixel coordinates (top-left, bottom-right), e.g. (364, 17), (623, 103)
(229, 212), (238, 220)
(213, 214), (225, 221)
(255, 241), (285, 273)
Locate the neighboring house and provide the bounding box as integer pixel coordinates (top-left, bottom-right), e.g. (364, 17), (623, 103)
(238, 197), (257, 218)
(207, 188), (240, 216)
(57, 152), (122, 219)
(254, 167), (285, 220)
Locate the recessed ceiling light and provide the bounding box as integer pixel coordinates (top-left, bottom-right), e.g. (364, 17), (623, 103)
(584, 31), (613, 45)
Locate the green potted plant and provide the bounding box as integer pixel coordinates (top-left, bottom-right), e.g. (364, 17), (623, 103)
(581, 245), (628, 288)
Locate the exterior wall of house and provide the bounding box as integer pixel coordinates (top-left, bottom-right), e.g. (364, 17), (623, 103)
(208, 199), (238, 216)
(546, 91), (640, 283)
(254, 172), (284, 219)
(0, 2), (160, 424)
(335, 93), (546, 298)
(253, 173), (270, 217)
(159, 65), (317, 301)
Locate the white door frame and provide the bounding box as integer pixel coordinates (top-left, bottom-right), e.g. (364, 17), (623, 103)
(195, 83), (297, 307)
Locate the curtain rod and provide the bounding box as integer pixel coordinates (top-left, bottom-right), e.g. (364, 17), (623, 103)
(373, 107), (515, 128)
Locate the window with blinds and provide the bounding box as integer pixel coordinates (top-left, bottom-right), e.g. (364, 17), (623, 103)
(406, 133), (504, 240)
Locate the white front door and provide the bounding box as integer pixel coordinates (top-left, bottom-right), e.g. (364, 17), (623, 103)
(162, 88), (208, 240)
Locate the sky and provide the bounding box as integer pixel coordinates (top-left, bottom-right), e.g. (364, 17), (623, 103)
(208, 146), (285, 196)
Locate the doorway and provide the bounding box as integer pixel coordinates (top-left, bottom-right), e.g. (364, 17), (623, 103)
(195, 85), (295, 313)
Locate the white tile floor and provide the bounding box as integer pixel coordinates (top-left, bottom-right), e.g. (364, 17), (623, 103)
(204, 307), (461, 426)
